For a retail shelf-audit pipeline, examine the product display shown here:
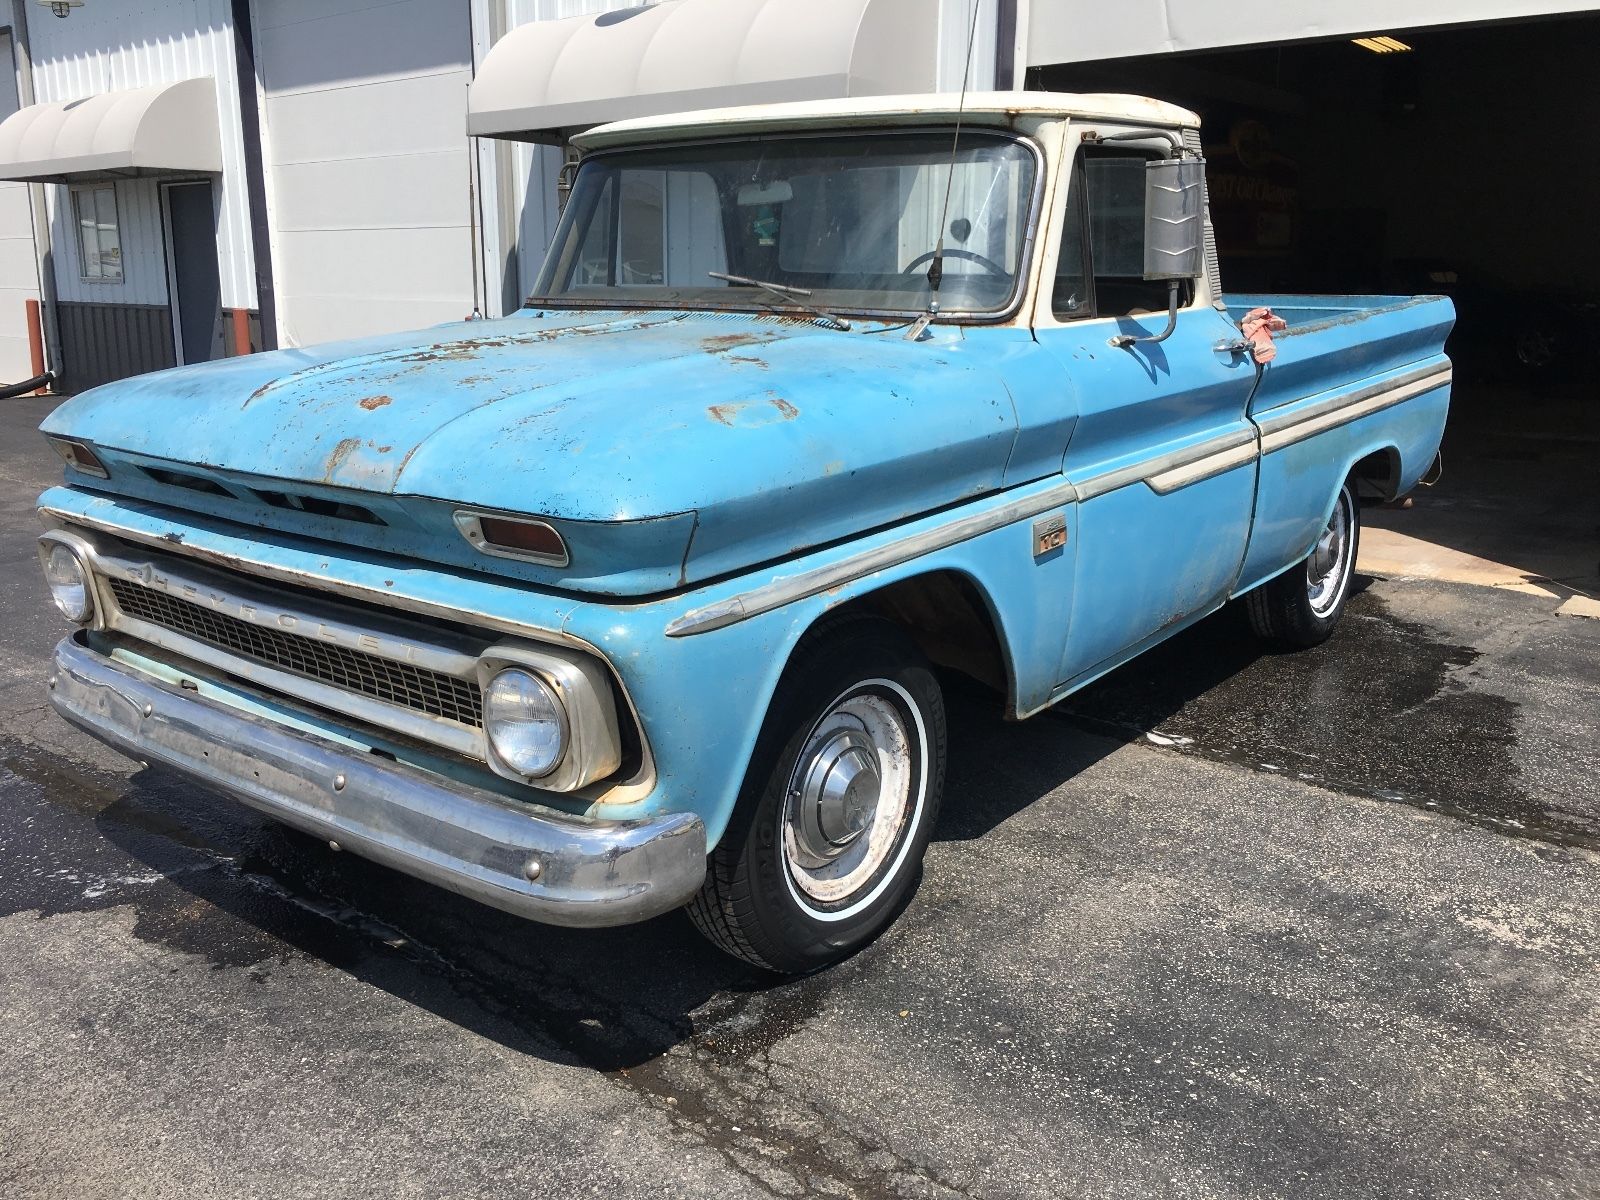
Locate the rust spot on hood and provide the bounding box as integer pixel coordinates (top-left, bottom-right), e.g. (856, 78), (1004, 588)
(242, 379), (276, 409)
(708, 397), (799, 428)
(702, 332), (769, 352)
(324, 436), (362, 480)
(359, 394), (393, 411)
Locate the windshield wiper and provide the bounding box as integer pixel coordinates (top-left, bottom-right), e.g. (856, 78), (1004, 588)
(708, 272), (851, 332)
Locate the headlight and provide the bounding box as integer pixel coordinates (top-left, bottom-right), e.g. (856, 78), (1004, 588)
(42, 542), (94, 624)
(484, 668), (568, 779)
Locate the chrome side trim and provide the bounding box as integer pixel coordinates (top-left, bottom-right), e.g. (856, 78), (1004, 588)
(1257, 364), (1452, 454)
(667, 366), (1451, 640)
(1144, 434), (1260, 494)
(49, 634), (705, 928)
(665, 476), (1082, 637)
(1072, 426), (1258, 502)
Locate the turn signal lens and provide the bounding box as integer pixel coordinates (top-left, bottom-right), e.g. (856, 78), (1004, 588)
(42, 543), (93, 624)
(484, 668), (568, 779)
(46, 436), (110, 478)
(455, 511), (569, 565)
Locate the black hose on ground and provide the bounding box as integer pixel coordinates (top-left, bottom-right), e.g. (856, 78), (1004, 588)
(0, 372), (54, 400)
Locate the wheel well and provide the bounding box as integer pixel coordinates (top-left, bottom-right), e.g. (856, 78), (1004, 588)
(831, 571), (1011, 700)
(1350, 446), (1402, 503)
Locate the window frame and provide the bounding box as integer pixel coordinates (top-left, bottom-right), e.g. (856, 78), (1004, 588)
(1050, 143), (1196, 324)
(71, 183), (124, 284)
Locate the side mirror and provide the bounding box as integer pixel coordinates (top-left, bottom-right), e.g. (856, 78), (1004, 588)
(1143, 156), (1205, 281)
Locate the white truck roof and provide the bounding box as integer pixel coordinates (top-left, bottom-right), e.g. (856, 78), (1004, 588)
(574, 91), (1202, 150)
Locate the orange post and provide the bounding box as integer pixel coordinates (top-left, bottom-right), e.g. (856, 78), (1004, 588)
(231, 308), (253, 356)
(25, 297), (46, 393)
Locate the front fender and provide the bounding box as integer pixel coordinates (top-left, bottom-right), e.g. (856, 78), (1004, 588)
(568, 477), (1080, 845)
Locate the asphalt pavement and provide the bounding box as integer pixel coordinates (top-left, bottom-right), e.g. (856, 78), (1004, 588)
(1, 392), (1597, 1200)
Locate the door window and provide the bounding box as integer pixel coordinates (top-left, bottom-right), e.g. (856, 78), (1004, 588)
(1053, 149), (1185, 320)
(72, 185), (123, 281)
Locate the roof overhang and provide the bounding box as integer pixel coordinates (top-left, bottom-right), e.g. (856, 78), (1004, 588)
(0, 77), (222, 184)
(467, 0), (937, 143)
(1026, 0), (1598, 63)
(573, 90), (1201, 151)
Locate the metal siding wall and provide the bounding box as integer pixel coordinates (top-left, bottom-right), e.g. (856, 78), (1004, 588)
(56, 301), (176, 392)
(0, 32), (41, 383)
(255, 0), (475, 347)
(25, 0), (256, 313)
(499, 0), (669, 299)
(48, 178), (170, 307)
(937, 0), (999, 91)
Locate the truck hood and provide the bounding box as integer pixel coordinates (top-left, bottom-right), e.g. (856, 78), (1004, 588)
(44, 309), (1022, 593)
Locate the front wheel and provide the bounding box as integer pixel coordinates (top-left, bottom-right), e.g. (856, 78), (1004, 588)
(1244, 481), (1360, 649)
(688, 617), (946, 973)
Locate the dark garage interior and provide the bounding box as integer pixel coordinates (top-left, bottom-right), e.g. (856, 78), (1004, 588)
(1033, 12), (1600, 385)
(1036, 14), (1600, 604)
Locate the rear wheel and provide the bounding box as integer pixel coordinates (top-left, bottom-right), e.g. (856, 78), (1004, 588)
(1245, 481), (1360, 649)
(688, 617), (946, 973)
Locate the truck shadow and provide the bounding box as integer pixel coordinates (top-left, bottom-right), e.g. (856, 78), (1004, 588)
(87, 672), (1155, 1073)
(85, 578), (1450, 1076)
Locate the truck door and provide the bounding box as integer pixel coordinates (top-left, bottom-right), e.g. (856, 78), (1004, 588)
(1034, 141), (1259, 686)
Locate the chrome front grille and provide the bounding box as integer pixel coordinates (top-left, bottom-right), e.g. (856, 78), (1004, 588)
(106, 577), (484, 728)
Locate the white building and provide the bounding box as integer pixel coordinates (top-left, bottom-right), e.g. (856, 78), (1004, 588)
(0, 0), (1592, 390)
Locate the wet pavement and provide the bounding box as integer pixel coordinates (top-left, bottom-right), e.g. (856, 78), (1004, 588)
(2, 394), (1598, 1199)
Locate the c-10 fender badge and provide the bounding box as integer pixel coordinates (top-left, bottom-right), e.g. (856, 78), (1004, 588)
(1033, 513), (1067, 557)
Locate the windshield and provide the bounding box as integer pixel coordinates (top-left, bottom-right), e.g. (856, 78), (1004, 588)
(530, 130), (1038, 317)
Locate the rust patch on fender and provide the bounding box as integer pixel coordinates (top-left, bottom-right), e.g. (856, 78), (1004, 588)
(358, 394), (393, 411)
(770, 397), (798, 420)
(707, 403), (738, 426)
(728, 354), (768, 369)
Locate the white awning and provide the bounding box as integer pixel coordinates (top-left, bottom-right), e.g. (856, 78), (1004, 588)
(468, 0), (936, 142)
(0, 78), (222, 184)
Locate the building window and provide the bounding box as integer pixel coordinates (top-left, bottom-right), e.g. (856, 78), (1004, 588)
(72, 186), (123, 281)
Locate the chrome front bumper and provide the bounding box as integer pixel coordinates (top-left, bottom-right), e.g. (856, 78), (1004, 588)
(49, 635), (706, 927)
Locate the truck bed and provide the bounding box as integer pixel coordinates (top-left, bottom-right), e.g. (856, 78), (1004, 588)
(1224, 293), (1448, 335)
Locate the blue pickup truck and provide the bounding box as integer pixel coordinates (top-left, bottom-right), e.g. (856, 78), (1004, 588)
(36, 93), (1452, 972)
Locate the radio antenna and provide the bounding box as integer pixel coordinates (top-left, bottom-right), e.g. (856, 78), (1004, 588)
(928, 0), (984, 297)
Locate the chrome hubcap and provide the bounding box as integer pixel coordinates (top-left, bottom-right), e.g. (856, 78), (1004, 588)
(783, 688), (915, 908)
(1307, 489), (1354, 618)
(789, 725), (881, 868)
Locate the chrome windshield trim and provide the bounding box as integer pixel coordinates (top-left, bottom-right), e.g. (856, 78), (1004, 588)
(529, 126), (1048, 327)
(665, 476), (1081, 638)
